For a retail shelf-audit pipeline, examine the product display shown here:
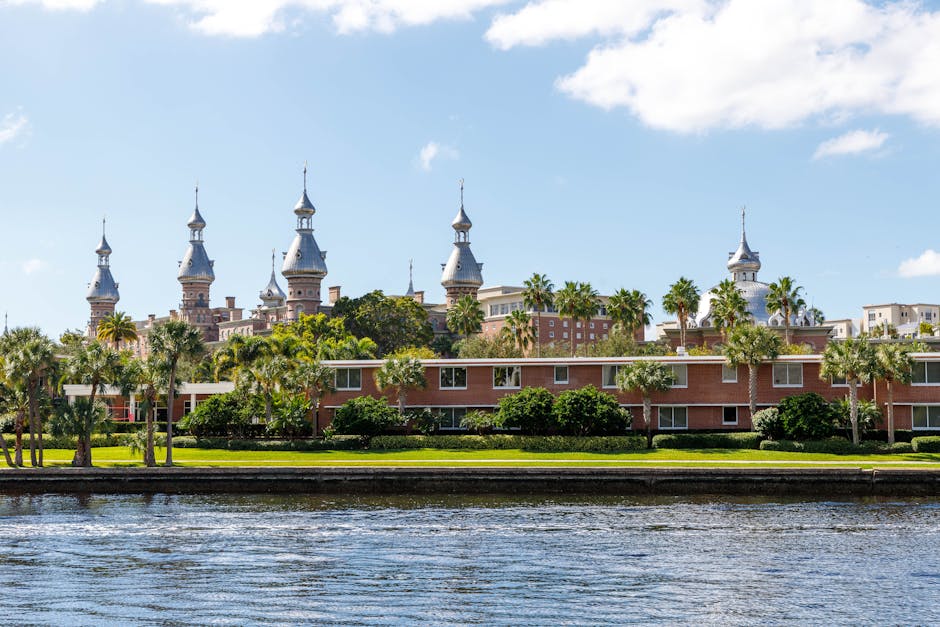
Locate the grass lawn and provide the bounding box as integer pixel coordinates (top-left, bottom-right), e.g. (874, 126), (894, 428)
(26, 446), (940, 469)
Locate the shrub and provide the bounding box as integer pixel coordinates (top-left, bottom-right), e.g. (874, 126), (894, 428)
(888, 442), (914, 454)
(652, 432), (762, 450)
(170, 435), (364, 451)
(265, 395), (313, 440)
(368, 434), (646, 452)
(404, 408), (441, 435)
(330, 396), (399, 437)
(497, 387), (557, 435)
(460, 410), (504, 434)
(912, 436), (940, 453)
(831, 398), (882, 439)
(179, 392), (251, 438)
(778, 393), (835, 440)
(759, 439), (803, 452)
(752, 408), (784, 440)
(552, 386), (630, 436)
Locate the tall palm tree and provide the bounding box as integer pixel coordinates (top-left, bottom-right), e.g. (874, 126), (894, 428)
(554, 281), (581, 356)
(148, 320), (205, 466)
(522, 273), (554, 357)
(291, 361), (336, 431)
(374, 356), (427, 419)
(608, 289), (652, 340)
(0, 380), (25, 466)
(96, 311), (138, 350)
(875, 343), (915, 445)
(766, 276), (805, 345)
(820, 338), (877, 445)
(662, 277), (700, 349)
(1, 328), (55, 467)
(446, 295), (484, 339)
(239, 354), (293, 424)
(616, 360), (677, 448)
(120, 356), (167, 467)
(723, 324), (783, 423)
(212, 334), (270, 381)
(710, 279), (749, 339)
(59, 340), (123, 466)
(501, 310), (534, 355)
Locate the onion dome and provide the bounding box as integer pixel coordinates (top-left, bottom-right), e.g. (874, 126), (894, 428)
(451, 205), (472, 231)
(282, 163), (328, 278)
(727, 207), (761, 275)
(95, 233), (112, 257)
(441, 179), (484, 288)
(260, 250), (287, 307)
(187, 206), (206, 230)
(87, 219), (120, 304)
(178, 185), (215, 283)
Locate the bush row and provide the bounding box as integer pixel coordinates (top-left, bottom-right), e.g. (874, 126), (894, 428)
(911, 436), (940, 453)
(171, 435), (363, 451)
(759, 437), (914, 455)
(1, 433), (138, 449)
(650, 432), (763, 450)
(369, 434), (647, 452)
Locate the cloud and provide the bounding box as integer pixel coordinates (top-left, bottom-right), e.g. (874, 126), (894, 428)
(812, 129), (888, 159)
(898, 250), (940, 278)
(0, 112), (29, 145)
(20, 259), (44, 275)
(6, 0), (103, 9)
(418, 141), (459, 171)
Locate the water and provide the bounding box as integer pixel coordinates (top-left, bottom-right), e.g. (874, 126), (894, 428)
(0, 493), (938, 625)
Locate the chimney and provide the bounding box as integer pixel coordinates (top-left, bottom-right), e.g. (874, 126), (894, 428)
(225, 296), (236, 309)
(169, 310), (178, 320)
(147, 314), (156, 327)
(328, 285), (341, 305)
(414, 290), (425, 304)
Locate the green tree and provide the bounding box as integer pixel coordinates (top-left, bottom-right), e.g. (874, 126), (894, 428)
(272, 312), (376, 360)
(607, 289), (652, 340)
(239, 354), (293, 424)
(374, 356), (427, 418)
(709, 279), (749, 338)
(616, 360), (677, 448)
(446, 294), (484, 339)
(0, 380), (24, 466)
(1, 328), (56, 467)
(662, 277), (700, 349)
(119, 356), (168, 466)
(212, 334), (270, 381)
(332, 290), (434, 356)
(331, 396), (399, 438)
(819, 338), (877, 445)
(96, 311), (138, 350)
(454, 334), (521, 358)
(501, 310), (534, 355)
(290, 360), (336, 429)
(766, 276), (805, 345)
(552, 385), (629, 436)
(59, 340), (123, 466)
(522, 273), (554, 357)
(555, 281), (601, 356)
(723, 324), (783, 422)
(497, 387), (558, 434)
(148, 320), (205, 465)
(807, 307), (825, 325)
(875, 343), (915, 445)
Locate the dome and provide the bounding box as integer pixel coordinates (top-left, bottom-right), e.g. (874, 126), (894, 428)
(294, 190), (316, 215)
(696, 279), (771, 327)
(282, 232), (327, 277)
(452, 205), (472, 231)
(95, 234), (112, 257)
(178, 241), (215, 282)
(727, 235), (761, 273)
(441, 243), (483, 287)
(187, 206), (207, 230)
(260, 269), (286, 301)
(86, 267), (120, 303)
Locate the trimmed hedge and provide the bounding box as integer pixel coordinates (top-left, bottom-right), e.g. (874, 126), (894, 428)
(170, 435), (364, 451)
(760, 438), (915, 455)
(652, 432), (763, 450)
(369, 434), (647, 452)
(912, 436), (940, 453)
(2, 433), (137, 449)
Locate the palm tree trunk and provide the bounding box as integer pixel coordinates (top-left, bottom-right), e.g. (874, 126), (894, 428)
(0, 432), (13, 467)
(643, 397), (653, 449)
(28, 387), (39, 467)
(886, 381), (895, 446)
(14, 410), (24, 467)
(849, 380), (860, 446)
(783, 305), (791, 346)
(145, 396), (156, 467)
(165, 364), (176, 466)
(679, 310), (687, 348)
(536, 310), (542, 358)
(748, 363), (758, 427)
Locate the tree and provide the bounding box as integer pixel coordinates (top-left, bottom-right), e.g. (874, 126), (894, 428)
(1, 328), (55, 467)
(119, 356), (168, 466)
(0, 380), (24, 466)
(96, 311), (138, 350)
(819, 338), (877, 445)
(374, 356), (427, 419)
(290, 360), (336, 430)
(766, 276), (805, 345)
(723, 324), (783, 423)
(662, 277), (700, 349)
(875, 343), (915, 445)
(552, 385), (628, 436)
(555, 281), (600, 356)
(239, 354), (292, 424)
(332, 290), (434, 356)
(50, 398), (110, 461)
(148, 320), (205, 466)
(807, 307), (825, 325)
(501, 310), (534, 355)
(59, 340), (123, 466)
(616, 360), (677, 448)
(212, 334), (270, 381)
(522, 273), (554, 358)
(446, 294), (484, 339)
(608, 289), (653, 341)
(709, 279), (749, 338)
(272, 312), (376, 360)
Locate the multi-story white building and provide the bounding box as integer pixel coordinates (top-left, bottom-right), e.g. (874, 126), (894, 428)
(861, 303), (940, 336)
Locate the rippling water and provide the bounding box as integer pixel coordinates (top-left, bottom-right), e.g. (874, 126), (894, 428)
(0, 493), (938, 625)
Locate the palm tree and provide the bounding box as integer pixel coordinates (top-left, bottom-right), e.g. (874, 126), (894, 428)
(148, 320), (205, 465)
(807, 307), (825, 325)
(374, 356), (427, 419)
(616, 360), (677, 448)
(554, 281), (580, 356)
(0, 381), (18, 466)
(59, 340), (123, 466)
(96, 311), (138, 350)
(240, 354), (293, 424)
(212, 334), (270, 381)
(710, 279), (749, 338)
(875, 343), (915, 445)
(608, 289), (652, 340)
(291, 361), (336, 431)
(1, 328), (55, 467)
(766, 276), (806, 345)
(446, 294), (484, 339)
(576, 282), (602, 348)
(723, 324), (783, 423)
(501, 310), (534, 355)
(120, 356), (167, 467)
(820, 338), (877, 445)
(662, 277), (700, 349)
(522, 273), (554, 357)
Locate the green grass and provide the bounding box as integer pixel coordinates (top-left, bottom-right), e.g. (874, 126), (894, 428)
(22, 446), (940, 469)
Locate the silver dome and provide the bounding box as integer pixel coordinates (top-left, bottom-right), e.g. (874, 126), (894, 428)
(452, 205), (472, 230)
(294, 190), (316, 215)
(441, 243), (483, 287)
(87, 267), (120, 303)
(260, 269), (287, 303)
(282, 232), (327, 277)
(95, 234), (112, 256)
(696, 279), (771, 327)
(187, 206), (207, 230)
(178, 241), (215, 282)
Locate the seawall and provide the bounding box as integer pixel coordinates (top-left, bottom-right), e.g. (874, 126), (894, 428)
(1, 467), (940, 496)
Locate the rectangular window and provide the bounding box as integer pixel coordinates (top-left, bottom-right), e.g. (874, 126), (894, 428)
(436, 407), (467, 430)
(440, 366), (468, 389)
(772, 363), (803, 387)
(563, 321), (569, 328)
(493, 366), (521, 389)
(669, 364), (688, 387)
(590, 322), (595, 329)
(489, 305), (498, 316)
(549, 320), (555, 327)
(603, 323), (609, 329)
(721, 364), (738, 383)
(182, 399), (199, 415)
(563, 332), (569, 339)
(912, 361), (940, 385)
(335, 368), (362, 390)
(589, 333), (596, 340)
(576, 332), (582, 340)
(576, 322), (582, 329)
(602, 365), (620, 388)
(868, 313), (876, 322)
(499, 303), (509, 315)
(659, 406), (688, 430)
(831, 375), (848, 387)
(554, 365), (569, 384)
(722, 406), (738, 425)
(913, 406), (940, 430)
(549, 331), (555, 339)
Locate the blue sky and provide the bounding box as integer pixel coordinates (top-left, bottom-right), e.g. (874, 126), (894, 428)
(3, 0), (940, 338)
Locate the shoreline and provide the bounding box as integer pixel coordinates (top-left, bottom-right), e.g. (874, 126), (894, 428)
(1, 467), (940, 496)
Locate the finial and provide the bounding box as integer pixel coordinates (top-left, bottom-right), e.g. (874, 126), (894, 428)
(195, 181), (199, 208)
(741, 205), (746, 238)
(303, 161), (308, 193)
(459, 178), (464, 205)
(271, 248), (276, 272)
(102, 216), (106, 237)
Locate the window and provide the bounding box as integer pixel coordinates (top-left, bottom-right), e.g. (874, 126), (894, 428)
(590, 322), (595, 329)
(183, 399), (199, 415)
(563, 332), (569, 339)
(669, 364), (688, 387)
(549, 320), (555, 327)
(721, 364), (738, 383)
(335, 368), (362, 390)
(493, 366), (521, 388)
(722, 406), (738, 425)
(913, 406), (940, 430)
(912, 361), (940, 385)
(868, 312), (876, 322)
(436, 407), (467, 430)
(563, 321), (569, 328)
(589, 333), (595, 340)
(576, 322), (582, 329)
(773, 363), (803, 387)
(602, 365), (620, 388)
(489, 305), (499, 316)
(576, 333), (582, 340)
(603, 323), (609, 329)
(440, 366), (467, 389)
(659, 406), (688, 430)
(831, 375), (848, 387)
(554, 365), (569, 384)
(549, 331), (555, 339)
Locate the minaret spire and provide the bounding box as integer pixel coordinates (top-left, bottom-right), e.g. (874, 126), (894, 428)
(405, 259), (415, 297)
(741, 205), (746, 241)
(303, 161), (308, 193)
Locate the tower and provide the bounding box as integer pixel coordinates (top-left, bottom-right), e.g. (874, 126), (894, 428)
(405, 259), (415, 297)
(441, 179), (483, 306)
(86, 218), (120, 336)
(727, 206), (761, 283)
(281, 163), (327, 320)
(177, 184), (216, 337)
(259, 249), (287, 310)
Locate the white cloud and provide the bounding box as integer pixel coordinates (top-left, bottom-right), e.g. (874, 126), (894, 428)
(20, 259), (44, 275)
(418, 141), (459, 171)
(5, 0), (103, 9)
(812, 129), (888, 159)
(0, 112), (29, 145)
(899, 250), (940, 278)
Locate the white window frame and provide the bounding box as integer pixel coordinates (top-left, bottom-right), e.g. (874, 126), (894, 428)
(335, 368), (362, 391)
(722, 406), (738, 425)
(440, 366), (468, 390)
(669, 364), (688, 388)
(772, 363), (803, 387)
(721, 364), (738, 383)
(831, 375), (848, 387)
(554, 365), (569, 385)
(913, 405), (940, 430)
(493, 366), (521, 389)
(658, 406), (688, 430)
(435, 407), (468, 430)
(912, 361), (940, 386)
(602, 365), (620, 389)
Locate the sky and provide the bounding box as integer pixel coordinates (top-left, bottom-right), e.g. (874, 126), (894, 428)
(3, 0), (940, 339)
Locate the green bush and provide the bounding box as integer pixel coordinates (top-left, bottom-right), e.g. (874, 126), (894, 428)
(759, 437), (913, 455)
(759, 439), (803, 452)
(831, 398), (882, 439)
(912, 436), (940, 453)
(405, 408), (441, 435)
(1, 433), (137, 449)
(265, 395), (313, 440)
(170, 435), (364, 451)
(652, 432), (762, 450)
(497, 387), (558, 435)
(552, 386), (630, 436)
(460, 410), (505, 434)
(330, 396), (400, 437)
(778, 393), (835, 440)
(751, 408), (784, 440)
(368, 434), (646, 452)
(888, 442), (914, 454)
(179, 392), (251, 438)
